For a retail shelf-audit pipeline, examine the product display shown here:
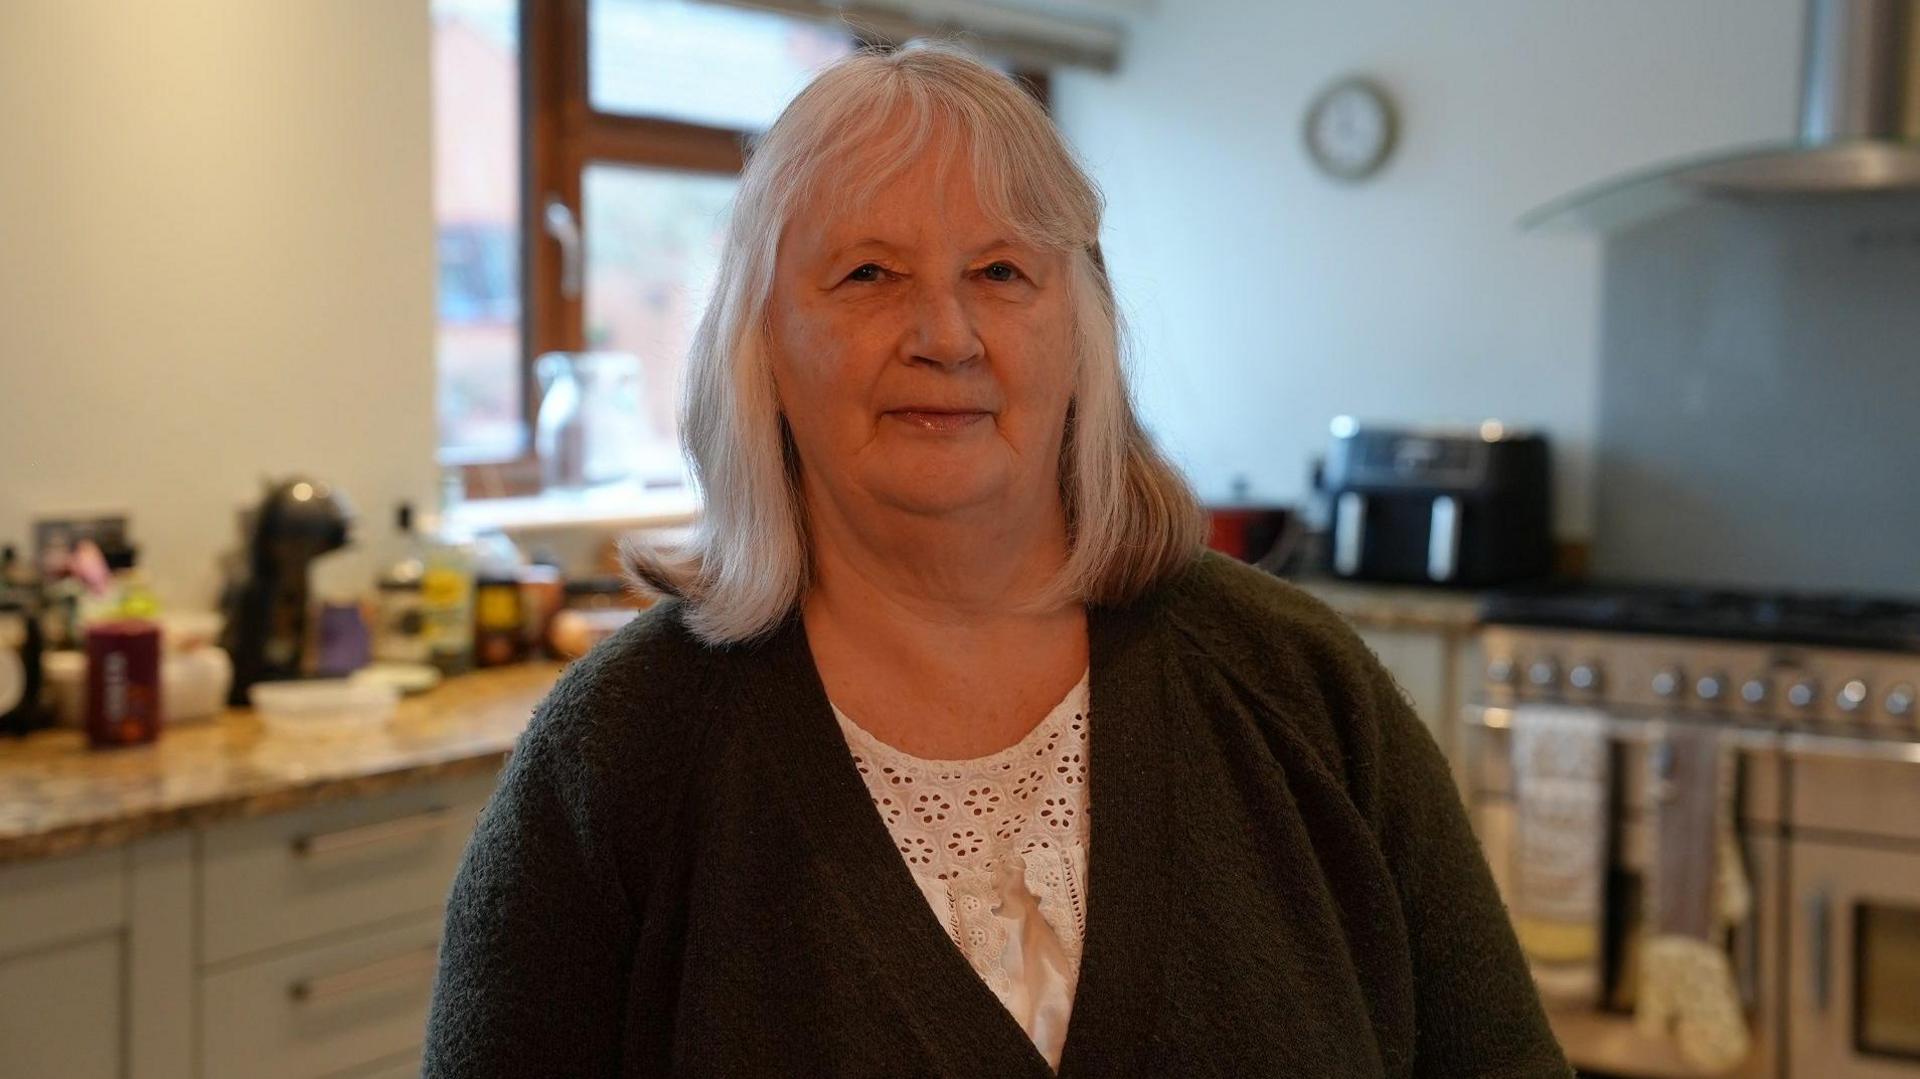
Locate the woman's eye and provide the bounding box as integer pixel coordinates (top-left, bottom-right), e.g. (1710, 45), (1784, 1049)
(982, 261), (1022, 283)
(845, 263), (886, 283)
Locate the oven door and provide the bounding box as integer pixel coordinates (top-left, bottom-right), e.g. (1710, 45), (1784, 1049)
(1790, 841), (1920, 1076)
(1464, 706), (1782, 1079)
(1475, 802), (1778, 1079)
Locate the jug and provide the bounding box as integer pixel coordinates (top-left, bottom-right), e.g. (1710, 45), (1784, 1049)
(534, 352), (646, 491)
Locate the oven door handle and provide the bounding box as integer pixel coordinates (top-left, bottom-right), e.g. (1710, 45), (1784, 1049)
(1808, 886), (1831, 1014)
(1462, 703), (1920, 765)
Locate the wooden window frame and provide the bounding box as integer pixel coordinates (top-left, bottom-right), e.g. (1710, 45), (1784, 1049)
(461, 0), (1049, 499)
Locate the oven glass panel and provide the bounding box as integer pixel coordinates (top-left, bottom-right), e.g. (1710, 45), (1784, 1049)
(1856, 903), (1920, 1060)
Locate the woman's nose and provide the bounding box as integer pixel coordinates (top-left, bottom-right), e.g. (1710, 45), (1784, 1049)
(905, 282), (983, 369)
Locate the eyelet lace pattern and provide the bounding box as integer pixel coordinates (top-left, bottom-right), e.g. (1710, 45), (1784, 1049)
(833, 674), (1091, 1004)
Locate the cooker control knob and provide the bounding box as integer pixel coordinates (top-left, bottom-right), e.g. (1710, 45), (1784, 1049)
(1740, 677), (1772, 706)
(1651, 667), (1686, 699)
(1836, 679), (1870, 714)
(1568, 662), (1602, 693)
(1787, 679), (1821, 710)
(1528, 658), (1561, 689)
(1887, 684), (1917, 719)
(1696, 672), (1727, 702)
(1487, 658), (1518, 686)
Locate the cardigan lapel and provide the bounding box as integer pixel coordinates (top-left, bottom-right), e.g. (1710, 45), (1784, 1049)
(745, 616), (1056, 1077)
(1054, 597), (1176, 1077)
(743, 594), (1178, 1076)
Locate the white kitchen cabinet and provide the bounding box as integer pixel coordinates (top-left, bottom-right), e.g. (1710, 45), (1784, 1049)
(0, 845), (124, 956)
(1354, 624), (1482, 793)
(0, 933), (123, 1079)
(1356, 627), (1450, 735)
(200, 913), (444, 1079)
(0, 770), (499, 1078)
(199, 776), (493, 965)
(0, 846), (128, 1079)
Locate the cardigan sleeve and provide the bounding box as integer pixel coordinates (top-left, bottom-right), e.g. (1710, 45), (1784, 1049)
(423, 722), (634, 1078)
(1367, 675), (1573, 1078)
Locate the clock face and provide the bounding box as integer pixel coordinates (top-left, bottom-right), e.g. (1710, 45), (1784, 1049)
(1304, 78), (1396, 181)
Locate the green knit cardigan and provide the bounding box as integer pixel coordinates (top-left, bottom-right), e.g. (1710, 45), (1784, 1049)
(425, 551), (1570, 1077)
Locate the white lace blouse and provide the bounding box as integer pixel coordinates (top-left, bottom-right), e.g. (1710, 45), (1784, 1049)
(832, 673), (1091, 1069)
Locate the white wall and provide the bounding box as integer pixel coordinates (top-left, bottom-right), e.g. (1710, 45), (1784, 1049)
(0, 0), (1813, 608)
(1053, 0), (1804, 537)
(0, 0), (436, 610)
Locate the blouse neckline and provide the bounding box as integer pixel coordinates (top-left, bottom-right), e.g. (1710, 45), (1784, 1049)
(737, 607), (1176, 1077)
(829, 670), (1091, 772)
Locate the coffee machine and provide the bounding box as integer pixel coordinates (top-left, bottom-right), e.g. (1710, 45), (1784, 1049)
(1321, 419), (1552, 587)
(220, 478), (354, 703)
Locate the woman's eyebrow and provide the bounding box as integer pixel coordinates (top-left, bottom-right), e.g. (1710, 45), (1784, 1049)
(824, 238), (900, 261)
(819, 236), (1036, 262)
(971, 238), (1040, 258)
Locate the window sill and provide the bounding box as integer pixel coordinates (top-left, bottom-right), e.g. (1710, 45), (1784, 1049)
(449, 483), (701, 535)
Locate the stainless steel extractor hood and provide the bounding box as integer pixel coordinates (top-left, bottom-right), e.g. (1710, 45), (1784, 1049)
(1523, 0), (1920, 232)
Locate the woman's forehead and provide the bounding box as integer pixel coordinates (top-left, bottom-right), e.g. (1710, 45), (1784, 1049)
(789, 159), (1027, 254)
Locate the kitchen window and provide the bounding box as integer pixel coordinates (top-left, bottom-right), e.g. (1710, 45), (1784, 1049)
(432, 0), (1064, 506)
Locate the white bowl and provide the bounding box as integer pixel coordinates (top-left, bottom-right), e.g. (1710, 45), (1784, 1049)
(250, 679), (399, 737)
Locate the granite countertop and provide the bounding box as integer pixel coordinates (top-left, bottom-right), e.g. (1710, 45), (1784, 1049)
(1289, 576), (1486, 633)
(0, 581), (1474, 866)
(0, 663), (563, 866)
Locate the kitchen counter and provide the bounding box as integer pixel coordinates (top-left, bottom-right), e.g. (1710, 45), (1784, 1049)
(0, 578), (1477, 867)
(0, 663), (561, 866)
(1290, 576), (1486, 633)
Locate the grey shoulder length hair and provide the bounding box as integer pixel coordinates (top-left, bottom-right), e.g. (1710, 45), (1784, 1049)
(625, 41), (1205, 646)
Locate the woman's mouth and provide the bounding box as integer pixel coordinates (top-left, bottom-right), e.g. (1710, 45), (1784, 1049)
(886, 410), (990, 432)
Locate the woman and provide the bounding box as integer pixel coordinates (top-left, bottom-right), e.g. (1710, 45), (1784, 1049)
(426, 43), (1567, 1078)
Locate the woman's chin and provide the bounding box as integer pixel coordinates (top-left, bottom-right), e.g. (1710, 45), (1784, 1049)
(864, 462), (1011, 518)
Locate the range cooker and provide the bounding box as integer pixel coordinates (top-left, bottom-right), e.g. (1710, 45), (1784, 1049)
(1465, 585), (1920, 1079)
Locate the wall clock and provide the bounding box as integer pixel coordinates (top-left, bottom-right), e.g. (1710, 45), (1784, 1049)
(1303, 76), (1398, 182)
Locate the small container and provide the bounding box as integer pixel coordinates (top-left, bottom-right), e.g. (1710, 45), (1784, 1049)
(517, 564), (565, 656)
(373, 576), (430, 665)
(163, 647), (233, 723)
(41, 650), (85, 727)
(85, 620), (162, 748)
(0, 596), (48, 737)
(421, 536), (476, 676)
(547, 607), (640, 659)
(473, 573), (525, 667)
(314, 601), (372, 677)
(374, 504), (432, 665)
(250, 679), (399, 737)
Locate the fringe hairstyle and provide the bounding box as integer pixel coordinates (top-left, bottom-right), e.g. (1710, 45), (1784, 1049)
(624, 41), (1204, 645)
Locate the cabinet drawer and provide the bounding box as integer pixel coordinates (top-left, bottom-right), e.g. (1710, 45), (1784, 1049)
(0, 846), (124, 958)
(200, 912), (441, 1079)
(0, 934), (123, 1079)
(200, 773), (495, 965)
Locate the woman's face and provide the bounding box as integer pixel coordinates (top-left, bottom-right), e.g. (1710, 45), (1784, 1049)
(767, 141), (1075, 526)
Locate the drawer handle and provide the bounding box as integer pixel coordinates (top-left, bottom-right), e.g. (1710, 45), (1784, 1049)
(289, 945), (440, 1004)
(292, 805), (453, 858)
(1809, 887), (1831, 1013)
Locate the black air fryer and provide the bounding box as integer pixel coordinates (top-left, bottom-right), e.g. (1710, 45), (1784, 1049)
(1321, 421), (1551, 587)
